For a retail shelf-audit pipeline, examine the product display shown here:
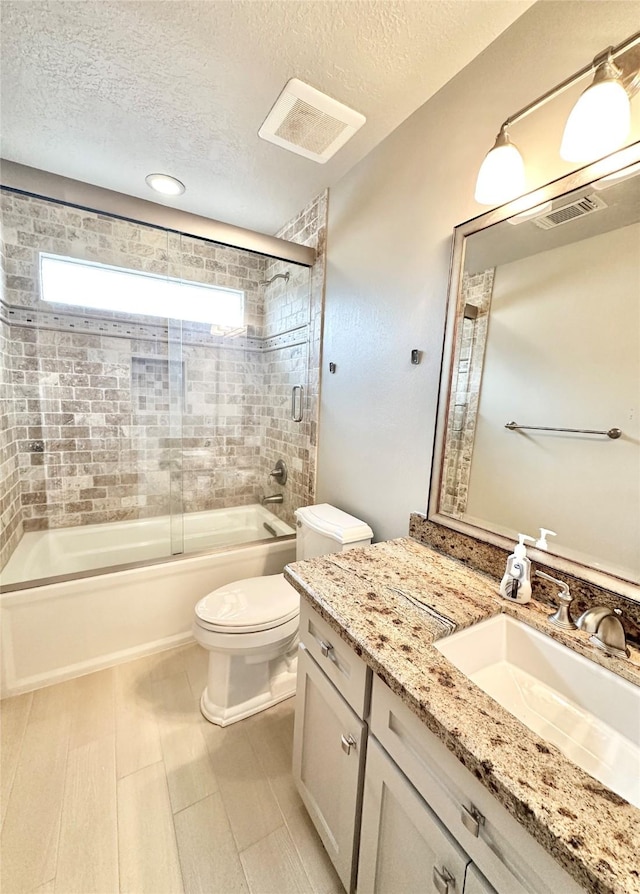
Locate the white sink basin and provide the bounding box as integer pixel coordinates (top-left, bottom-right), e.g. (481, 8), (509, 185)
(435, 614), (640, 808)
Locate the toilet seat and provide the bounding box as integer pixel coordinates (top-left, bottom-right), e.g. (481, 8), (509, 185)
(194, 573), (299, 634)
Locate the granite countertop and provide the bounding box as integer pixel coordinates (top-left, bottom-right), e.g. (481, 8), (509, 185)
(284, 537), (640, 894)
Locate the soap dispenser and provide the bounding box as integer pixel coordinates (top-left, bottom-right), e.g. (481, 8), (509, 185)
(499, 534), (535, 603)
(535, 528), (557, 551)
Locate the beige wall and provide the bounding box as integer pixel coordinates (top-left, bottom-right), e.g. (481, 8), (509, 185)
(317, 0), (640, 542)
(466, 223), (640, 578)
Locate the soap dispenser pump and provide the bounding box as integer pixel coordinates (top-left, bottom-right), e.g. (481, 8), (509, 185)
(499, 533), (535, 603)
(535, 528), (557, 551)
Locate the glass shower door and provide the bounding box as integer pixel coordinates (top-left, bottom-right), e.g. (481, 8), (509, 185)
(167, 315), (185, 556)
(0, 192), (185, 586)
(260, 259), (313, 530)
(173, 234), (312, 557)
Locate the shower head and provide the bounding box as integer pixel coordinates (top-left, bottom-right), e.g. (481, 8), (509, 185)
(260, 271), (290, 287)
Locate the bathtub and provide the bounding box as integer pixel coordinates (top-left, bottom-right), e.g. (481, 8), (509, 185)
(2, 504), (294, 585)
(0, 505), (295, 697)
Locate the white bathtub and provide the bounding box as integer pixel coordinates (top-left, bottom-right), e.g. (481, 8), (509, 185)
(0, 505), (295, 697)
(1, 503), (294, 586)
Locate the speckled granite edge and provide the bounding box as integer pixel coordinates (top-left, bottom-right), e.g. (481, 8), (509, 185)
(285, 538), (640, 894)
(410, 514), (640, 649)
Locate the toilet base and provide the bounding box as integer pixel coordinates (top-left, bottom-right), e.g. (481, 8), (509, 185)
(199, 648), (298, 726)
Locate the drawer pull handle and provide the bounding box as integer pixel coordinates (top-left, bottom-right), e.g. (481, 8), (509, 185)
(461, 803), (485, 838)
(341, 734), (357, 755)
(320, 640), (334, 658)
(432, 866), (455, 894)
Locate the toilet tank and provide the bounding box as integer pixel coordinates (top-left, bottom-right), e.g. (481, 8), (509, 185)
(294, 504), (373, 561)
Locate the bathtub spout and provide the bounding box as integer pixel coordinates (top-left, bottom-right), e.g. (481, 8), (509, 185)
(261, 494), (284, 505)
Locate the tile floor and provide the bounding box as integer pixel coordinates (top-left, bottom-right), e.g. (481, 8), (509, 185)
(0, 644), (343, 894)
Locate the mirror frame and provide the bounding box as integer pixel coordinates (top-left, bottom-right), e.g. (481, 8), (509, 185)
(429, 141), (640, 601)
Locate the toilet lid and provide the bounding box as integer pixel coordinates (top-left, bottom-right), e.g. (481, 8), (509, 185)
(195, 573), (300, 633)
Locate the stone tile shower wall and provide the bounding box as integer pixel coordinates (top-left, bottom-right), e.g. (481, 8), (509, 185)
(179, 343), (265, 512)
(0, 189), (325, 568)
(439, 269), (493, 517)
(259, 191), (327, 526)
(0, 228), (23, 570)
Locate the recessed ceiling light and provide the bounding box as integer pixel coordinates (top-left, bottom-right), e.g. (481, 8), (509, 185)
(145, 173), (186, 196)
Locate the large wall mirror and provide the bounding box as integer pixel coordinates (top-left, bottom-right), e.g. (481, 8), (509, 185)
(429, 143), (640, 600)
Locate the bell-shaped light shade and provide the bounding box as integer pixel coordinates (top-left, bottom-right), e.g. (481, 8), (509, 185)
(560, 78), (630, 163)
(474, 130), (526, 205)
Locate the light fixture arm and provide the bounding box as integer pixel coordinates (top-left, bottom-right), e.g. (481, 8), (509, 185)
(499, 30), (640, 133)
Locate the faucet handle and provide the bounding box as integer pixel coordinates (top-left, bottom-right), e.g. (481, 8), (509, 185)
(535, 569), (569, 597)
(535, 571), (576, 630)
(268, 459), (288, 485)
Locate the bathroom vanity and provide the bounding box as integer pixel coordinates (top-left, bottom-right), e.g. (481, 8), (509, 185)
(285, 538), (640, 894)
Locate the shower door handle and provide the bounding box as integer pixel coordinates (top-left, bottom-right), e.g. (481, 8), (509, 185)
(291, 385), (304, 422)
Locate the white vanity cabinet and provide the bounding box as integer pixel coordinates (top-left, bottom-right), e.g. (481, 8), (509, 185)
(368, 675), (585, 894)
(293, 604), (372, 892)
(294, 602), (585, 894)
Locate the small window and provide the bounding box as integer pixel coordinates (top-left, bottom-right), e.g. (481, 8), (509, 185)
(39, 253), (244, 329)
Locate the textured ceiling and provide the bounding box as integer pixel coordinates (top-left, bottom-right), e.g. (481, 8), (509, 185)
(0, 0), (534, 234)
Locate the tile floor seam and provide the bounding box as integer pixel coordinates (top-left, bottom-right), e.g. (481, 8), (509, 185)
(49, 703), (73, 894)
(0, 693), (33, 833)
(172, 791), (253, 894)
(215, 758), (286, 856)
(281, 812), (320, 894)
(161, 756), (190, 894)
(56, 733), (117, 894)
(235, 817), (287, 856)
(170, 787), (220, 818)
(115, 749), (122, 894)
(114, 757), (165, 782)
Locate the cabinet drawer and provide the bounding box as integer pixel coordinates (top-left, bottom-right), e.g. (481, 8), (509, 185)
(370, 676), (584, 894)
(299, 600), (371, 717)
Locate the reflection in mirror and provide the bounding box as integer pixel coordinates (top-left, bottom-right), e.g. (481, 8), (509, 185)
(432, 149), (640, 591)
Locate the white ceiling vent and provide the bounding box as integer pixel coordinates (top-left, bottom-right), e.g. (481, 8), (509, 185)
(258, 78), (366, 164)
(532, 193), (608, 230)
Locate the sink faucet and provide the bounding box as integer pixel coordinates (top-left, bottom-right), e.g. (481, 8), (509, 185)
(261, 494), (284, 505)
(576, 606), (630, 660)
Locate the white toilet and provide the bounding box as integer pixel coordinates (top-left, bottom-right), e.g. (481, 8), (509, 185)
(193, 503), (373, 726)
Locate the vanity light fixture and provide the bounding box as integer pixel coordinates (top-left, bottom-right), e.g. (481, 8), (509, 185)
(560, 50), (631, 162)
(474, 127), (526, 205)
(145, 173), (186, 196)
(475, 29), (640, 206)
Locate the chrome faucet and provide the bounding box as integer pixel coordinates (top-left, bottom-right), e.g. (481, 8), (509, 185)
(576, 606), (630, 660)
(261, 494), (283, 505)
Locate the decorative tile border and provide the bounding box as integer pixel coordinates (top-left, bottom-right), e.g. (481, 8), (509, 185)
(1, 300), (305, 354)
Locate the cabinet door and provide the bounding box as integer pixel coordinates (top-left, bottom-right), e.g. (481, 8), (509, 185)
(369, 675), (577, 894)
(358, 737), (470, 894)
(465, 865), (498, 894)
(293, 644), (366, 893)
